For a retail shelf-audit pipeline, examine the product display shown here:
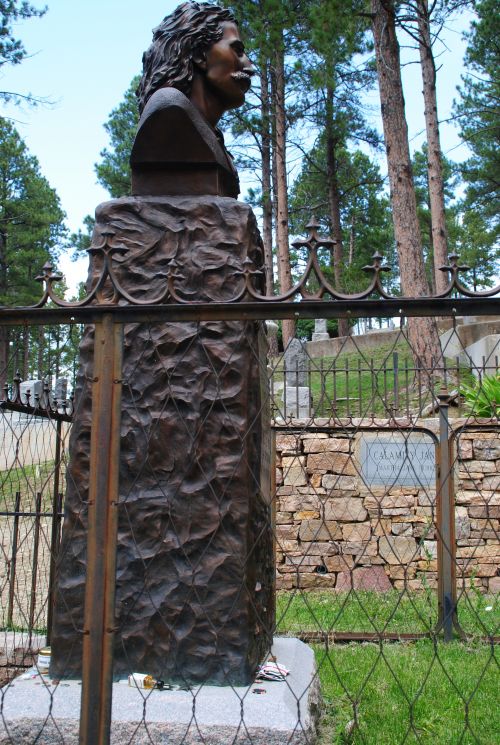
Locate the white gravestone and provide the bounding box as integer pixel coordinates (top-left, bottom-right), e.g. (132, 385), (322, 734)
(312, 318), (330, 342)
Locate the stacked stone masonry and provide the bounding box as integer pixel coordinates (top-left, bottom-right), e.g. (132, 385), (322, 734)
(275, 420), (500, 594)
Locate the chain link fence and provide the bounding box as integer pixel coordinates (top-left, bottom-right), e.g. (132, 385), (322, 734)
(0, 227), (498, 744)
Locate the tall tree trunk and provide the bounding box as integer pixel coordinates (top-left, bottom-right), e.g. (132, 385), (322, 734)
(325, 88), (350, 338)
(37, 326), (44, 380)
(349, 214), (356, 266)
(0, 228), (9, 391)
(325, 88), (344, 289)
(272, 38), (295, 348)
(371, 0), (442, 370)
(416, 0), (449, 294)
(260, 59), (274, 297)
(261, 57), (279, 356)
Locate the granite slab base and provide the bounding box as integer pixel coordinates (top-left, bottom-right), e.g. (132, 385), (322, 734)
(0, 638), (321, 744)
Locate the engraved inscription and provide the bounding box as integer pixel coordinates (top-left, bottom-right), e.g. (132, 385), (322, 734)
(360, 435), (436, 487)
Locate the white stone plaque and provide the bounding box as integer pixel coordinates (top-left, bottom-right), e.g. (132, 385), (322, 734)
(360, 434), (436, 487)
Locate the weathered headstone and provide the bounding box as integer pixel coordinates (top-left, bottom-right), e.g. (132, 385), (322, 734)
(312, 318), (329, 342)
(283, 339), (311, 418)
(52, 378), (68, 404)
(284, 338), (308, 386)
(19, 380), (42, 405)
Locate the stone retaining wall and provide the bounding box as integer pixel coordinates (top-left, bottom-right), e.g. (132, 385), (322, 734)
(275, 421), (499, 594)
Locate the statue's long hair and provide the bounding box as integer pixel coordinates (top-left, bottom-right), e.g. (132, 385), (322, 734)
(136, 2), (236, 114)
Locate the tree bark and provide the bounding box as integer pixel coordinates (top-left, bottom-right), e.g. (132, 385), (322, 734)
(416, 0), (449, 294)
(371, 0), (442, 370)
(272, 37), (295, 349)
(260, 59), (274, 296)
(349, 214), (356, 266)
(260, 55), (279, 356)
(325, 86), (350, 338)
(0, 228), (9, 390)
(37, 326), (44, 380)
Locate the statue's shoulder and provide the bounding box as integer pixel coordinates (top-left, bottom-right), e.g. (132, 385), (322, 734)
(138, 87), (200, 123)
(130, 88), (239, 198)
(131, 88), (222, 166)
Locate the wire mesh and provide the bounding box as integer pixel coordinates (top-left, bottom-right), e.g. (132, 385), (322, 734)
(0, 312), (498, 744)
(0, 325), (76, 698)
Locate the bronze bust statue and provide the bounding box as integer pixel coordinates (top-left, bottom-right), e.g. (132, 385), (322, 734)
(50, 2), (273, 687)
(131, 1), (254, 198)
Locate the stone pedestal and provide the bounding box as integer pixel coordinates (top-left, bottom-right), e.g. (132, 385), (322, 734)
(50, 197), (274, 686)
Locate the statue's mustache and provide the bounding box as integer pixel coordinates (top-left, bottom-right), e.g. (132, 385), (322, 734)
(231, 68), (255, 83)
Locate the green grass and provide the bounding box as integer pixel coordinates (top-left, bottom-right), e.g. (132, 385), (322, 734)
(276, 591), (499, 744)
(0, 461), (59, 510)
(276, 590), (499, 638)
(315, 641), (499, 744)
(272, 340), (477, 417)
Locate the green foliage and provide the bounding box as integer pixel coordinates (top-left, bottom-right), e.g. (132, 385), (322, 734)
(456, 207), (500, 289)
(69, 214), (95, 256)
(290, 143), (395, 291)
(461, 373), (500, 417)
(95, 76), (140, 198)
(0, 1), (47, 105)
(455, 0), (500, 239)
(0, 117), (66, 306)
(0, 1), (46, 69)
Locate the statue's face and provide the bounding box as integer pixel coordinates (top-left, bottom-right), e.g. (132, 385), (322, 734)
(201, 22), (254, 111)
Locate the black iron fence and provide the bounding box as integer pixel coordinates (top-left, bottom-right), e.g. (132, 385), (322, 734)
(0, 222), (498, 744)
(273, 352), (500, 420)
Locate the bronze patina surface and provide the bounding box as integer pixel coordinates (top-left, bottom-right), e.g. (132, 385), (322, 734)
(132, 2), (254, 198)
(50, 2), (273, 685)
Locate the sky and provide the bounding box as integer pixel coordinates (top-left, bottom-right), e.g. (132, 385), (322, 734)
(1, 1), (474, 293)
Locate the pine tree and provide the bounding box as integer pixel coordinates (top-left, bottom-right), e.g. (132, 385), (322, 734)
(0, 118), (65, 386)
(0, 1), (47, 105)
(221, 0), (303, 346)
(370, 0), (442, 371)
(454, 0), (499, 240)
(293, 0), (377, 334)
(95, 76), (140, 198)
(412, 145), (462, 292)
(290, 145), (394, 294)
(395, 0), (473, 293)
(457, 208), (500, 291)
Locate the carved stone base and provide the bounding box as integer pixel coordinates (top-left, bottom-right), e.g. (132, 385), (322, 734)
(50, 197), (274, 685)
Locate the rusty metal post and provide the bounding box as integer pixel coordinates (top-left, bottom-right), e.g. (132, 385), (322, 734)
(47, 418), (63, 645)
(393, 352), (400, 416)
(28, 492), (42, 643)
(436, 388), (458, 641)
(7, 491), (21, 628)
(79, 314), (123, 745)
